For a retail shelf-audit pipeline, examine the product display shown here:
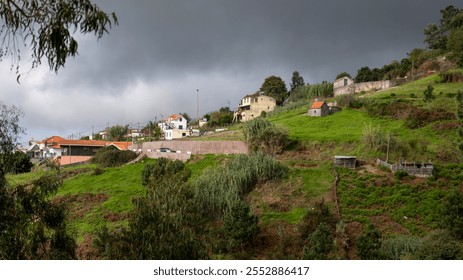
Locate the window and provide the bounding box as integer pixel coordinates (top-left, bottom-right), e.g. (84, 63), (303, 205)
(180, 118), (183, 122)
(179, 125), (183, 129)
(344, 79), (348, 86)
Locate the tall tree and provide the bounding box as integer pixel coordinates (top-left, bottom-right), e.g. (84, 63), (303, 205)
(423, 5), (462, 51)
(290, 71), (305, 93)
(0, 102), (75, 259)
(259, 75), (288, 106)
(109, 125), (128, 141)
(0, 0), (118, 78)
(355, 66), (374, 83)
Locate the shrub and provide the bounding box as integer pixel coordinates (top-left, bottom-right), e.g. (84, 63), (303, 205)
(415, 231), (462, 260)
(0, 151), (33, 174)
(303, 222), (334, 260)
(141, 158), (190, 186)
(91, 147), (137, 167)
(222, 199), (259, 249)
(379, 235), (422, 260)
(242, 118), (288, 155)
(95, 179), (207, 260)
(299, 199), (337, 238)
(356, 223), (382, 259)
(441, 189), (463, 239)
(423, 85), (435, 102)
(394, 170), (409, 180)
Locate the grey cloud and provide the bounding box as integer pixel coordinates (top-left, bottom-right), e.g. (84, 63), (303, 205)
(1, 0), (462, 143)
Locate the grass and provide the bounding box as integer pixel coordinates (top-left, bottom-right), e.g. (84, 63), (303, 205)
(53, 162), (147, 239)
(371, 71), (463, 100)
(270, 107), (407, 143)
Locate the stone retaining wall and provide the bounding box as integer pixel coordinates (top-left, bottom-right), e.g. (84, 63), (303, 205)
(141, 140), (249, 161)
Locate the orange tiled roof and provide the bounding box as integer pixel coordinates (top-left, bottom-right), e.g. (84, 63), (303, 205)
(107, 142), (131, 150)
(310, 101), (326, 109)
(169, 114), (182, 120)
(40, 136), (66, 144)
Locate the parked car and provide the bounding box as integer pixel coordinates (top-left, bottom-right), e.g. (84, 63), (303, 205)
(159, 147), (175, 153)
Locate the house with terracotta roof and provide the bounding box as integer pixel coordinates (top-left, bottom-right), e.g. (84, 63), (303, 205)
(158, 114), (190, 140)
(37, 136), (131, 165)
(308, 101), (330, 117)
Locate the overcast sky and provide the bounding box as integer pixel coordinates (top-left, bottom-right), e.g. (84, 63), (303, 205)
(1, 0), (462, 144)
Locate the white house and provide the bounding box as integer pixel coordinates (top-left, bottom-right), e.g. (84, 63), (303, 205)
(158, 114), (190, 140)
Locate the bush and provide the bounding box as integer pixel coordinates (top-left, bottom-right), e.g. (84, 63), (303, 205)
(0, 151), (33, 174)
(415, 231), (462, 260)
(379, 235), (422, 260)
(303, 222), (334, 260)
(242, 118), (288, 155)
(394, 170), (409, 180)
(141, 158), (190, 186)
(441, 189), (463, 239)
(222, 199), (259, 249)
(91, 147), (137, 167)
(356, 223), (382, 259)
(423, 85), (435, 102)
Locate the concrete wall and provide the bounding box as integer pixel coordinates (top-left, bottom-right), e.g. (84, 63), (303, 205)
(334, 80), (391, 96)
(141, 140), (249, 161)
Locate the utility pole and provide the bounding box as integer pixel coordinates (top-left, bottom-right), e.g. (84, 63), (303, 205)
(196, 89), (199, 122)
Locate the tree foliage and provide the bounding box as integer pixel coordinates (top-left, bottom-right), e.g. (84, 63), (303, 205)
(91, 146), (137, 167)
(259, 76), (288, 106)
(290, 71), (305, 93)
(356, 223), (382, 260)
(95, 159), (206, 259)
(415, 230), (462, 260)
(204, 107), (233, 127)
(108, 125), (128, 141)
(335, 72), (352, 80)
(423, 5), (463, 66)
(0, 102), (75, 259)
(423, 84), (435, 102)
(0, 151), (33, 174)
(0, 0), (118, 76)
(142, 121), (161, 141)
(303, 222), (334, 260)
(441, 189), (463, 239)
(222, 199), (259, 249)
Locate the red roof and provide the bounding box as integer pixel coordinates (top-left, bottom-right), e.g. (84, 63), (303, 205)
(41, 136), (130, 150)
(40, 136), (65, 144)
(310, 101), (326, 109)
(107, 142), (131, 150)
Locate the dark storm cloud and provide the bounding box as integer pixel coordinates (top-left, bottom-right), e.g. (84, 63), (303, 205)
(1, 0), (462, 142)
(78, 0), (461, 87)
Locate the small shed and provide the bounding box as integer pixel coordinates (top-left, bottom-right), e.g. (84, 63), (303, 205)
(308, 101), (330, 117)
(334, 156), (357, 169)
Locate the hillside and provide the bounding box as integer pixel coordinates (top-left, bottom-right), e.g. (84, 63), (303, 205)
(6, 71), (463, 260)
